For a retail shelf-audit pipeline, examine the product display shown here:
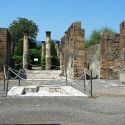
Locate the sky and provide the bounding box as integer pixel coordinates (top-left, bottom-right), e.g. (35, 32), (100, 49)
(0, 0), (125, 41)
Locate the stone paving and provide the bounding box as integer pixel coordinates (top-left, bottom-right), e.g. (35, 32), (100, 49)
(0, 70), (125, 124)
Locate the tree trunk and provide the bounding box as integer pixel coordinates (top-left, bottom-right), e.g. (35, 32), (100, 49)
(23, 34), (28, 70)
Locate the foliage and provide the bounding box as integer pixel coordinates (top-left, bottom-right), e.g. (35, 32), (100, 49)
(51, 41), (59, 69)
(9, 17), (39, 43)
(14, 39), (23, 56)
(29, 39), (37, 49)
(9, 18), (39, 69)
(85, 27), (115, 48)
(29, 48), (41, 64)
(12, 55), (23, 69)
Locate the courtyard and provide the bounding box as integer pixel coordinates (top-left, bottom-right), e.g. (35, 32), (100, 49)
(0, 69), (125, 125)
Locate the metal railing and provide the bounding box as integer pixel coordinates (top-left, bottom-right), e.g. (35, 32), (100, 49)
(3, 64), (93, 97)
(64, 67), (93, 97)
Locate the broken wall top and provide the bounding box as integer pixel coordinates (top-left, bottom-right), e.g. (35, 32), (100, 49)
(101, 32), (120, 41)
(65, 21), (84, 39)
(120, 21), (125, 33)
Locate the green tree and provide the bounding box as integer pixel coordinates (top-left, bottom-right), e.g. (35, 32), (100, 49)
(9, 18), (39, 69)
(29, 48), (41, 64)
(51, 41), (59, 69)
(9, 17), (38, 43)
(85, 27), (115, 48)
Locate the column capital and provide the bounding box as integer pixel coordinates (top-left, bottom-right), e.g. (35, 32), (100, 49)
(46, 31), (51, 36)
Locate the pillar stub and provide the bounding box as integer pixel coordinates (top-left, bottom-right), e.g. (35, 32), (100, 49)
(46, 31), (51, 37)
(41, 41), (45, 44)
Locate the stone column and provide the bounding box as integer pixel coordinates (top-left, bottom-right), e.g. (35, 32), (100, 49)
(41, 41), (46, 70)
(45, 31), (51, 70)
(60, 40), (64, 75)
(55, 41), (60, 62)
(23, 34), (28, 70)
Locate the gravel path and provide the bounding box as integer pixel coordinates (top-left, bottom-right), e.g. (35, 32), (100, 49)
(0, 71), (125, 125)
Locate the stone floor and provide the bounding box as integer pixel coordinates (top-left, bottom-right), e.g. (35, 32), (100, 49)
(0, 69), (125, 125)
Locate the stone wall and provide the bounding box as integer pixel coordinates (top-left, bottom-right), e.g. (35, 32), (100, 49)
(60, 22), (85, 79)
(119, 21), (125, 64)
(60, 20), (125, 80)
(0, 28), (11, 79)
(118, 21), (125, 81)
(86, 44), (100, 78)
(85, 21), (125, 80)
(100, 32), (120, 79)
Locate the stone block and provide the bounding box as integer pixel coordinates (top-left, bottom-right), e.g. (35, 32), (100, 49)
(120, 71), (125, 82)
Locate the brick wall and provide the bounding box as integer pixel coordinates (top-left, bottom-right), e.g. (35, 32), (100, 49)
(60, 22), (85, 79)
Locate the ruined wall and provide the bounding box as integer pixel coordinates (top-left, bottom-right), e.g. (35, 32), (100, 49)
(0, 28), (11, 79)
(60, 22), (85, 79)
(119, 21), (125, 68)
(118, 21), (125, 82)
(100, 32), (120, 79)
(86, 44), (101, 78)
(60, 20), (125, 80)
(86, 21), (125, 80)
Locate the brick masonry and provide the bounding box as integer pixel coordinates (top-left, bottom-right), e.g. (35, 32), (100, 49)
(60, 22), (85, 79)
(100, 32), (120, 79)
(86, 21), (125, 80)
(0, 28), (11, 79)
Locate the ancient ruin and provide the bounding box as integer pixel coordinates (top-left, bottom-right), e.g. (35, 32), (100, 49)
(1, 20), (125, 80)
(100, 32), (120, 79)
(23, 34), (29, 70)
(41, 41), (46, 69)
(60, 22), (85, 79)
(86, 44), (100, 78)
(0, 28), (11, 79)
(86, 21), (125, 80)
(45, 31), (51, 70)
(55, 41), (60, 63)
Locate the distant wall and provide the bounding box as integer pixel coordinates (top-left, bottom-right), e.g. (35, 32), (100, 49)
(0, 28), (11, 79)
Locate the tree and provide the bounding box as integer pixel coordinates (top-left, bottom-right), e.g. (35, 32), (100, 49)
(9, 17), (38, 43)
(29, 48), (41, 64)
(12, 38), (38, 69)
(9, 18), (39, 69)
(85, 27), (115, 48)
(51, 41), (59, 69)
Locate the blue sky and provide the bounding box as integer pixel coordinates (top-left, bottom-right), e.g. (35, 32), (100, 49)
(0, 0), (125, 41)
